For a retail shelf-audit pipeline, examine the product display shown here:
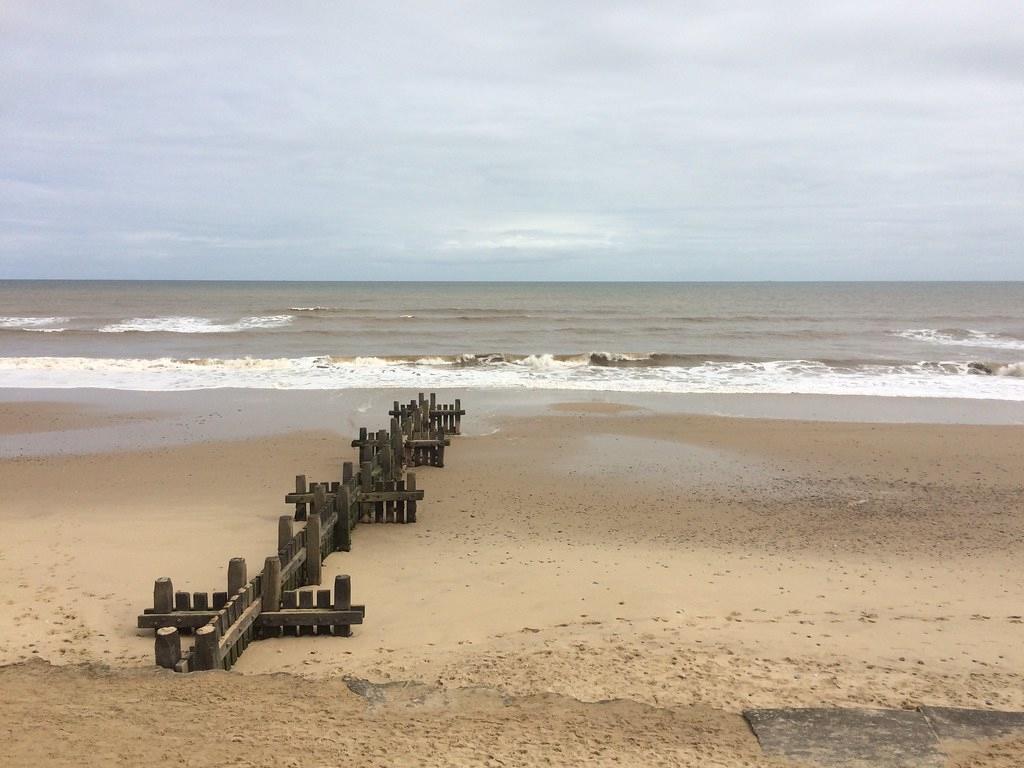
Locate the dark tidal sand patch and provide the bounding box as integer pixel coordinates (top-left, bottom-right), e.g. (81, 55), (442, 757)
(548, 401), (645, 414)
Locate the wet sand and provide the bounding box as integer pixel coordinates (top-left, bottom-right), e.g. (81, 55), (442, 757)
(0, 391), (1022, 766)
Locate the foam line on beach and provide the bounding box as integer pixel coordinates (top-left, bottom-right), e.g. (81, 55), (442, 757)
(0, 354), (1022, 398)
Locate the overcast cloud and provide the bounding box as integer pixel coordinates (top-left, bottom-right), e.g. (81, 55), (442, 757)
(1, 1), (1022, 280)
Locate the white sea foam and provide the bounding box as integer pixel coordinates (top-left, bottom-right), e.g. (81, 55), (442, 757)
(0, 316), (70, 330)
(998, 362), (1024, 378)
(98, 315), (293, 333)
(1, 355), (1022, 400)
(895, 328), (1024, 351)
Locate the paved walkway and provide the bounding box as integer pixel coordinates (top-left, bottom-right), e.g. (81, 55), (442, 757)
(744, 706), (1024, 767)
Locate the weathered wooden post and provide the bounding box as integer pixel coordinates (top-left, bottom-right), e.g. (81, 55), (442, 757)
(380, 437), (392, 480)
(360, 460), (372, 521)
(295, 474), (308, 521)
(262, 556), (281, 612)
(154, 577), (174, 614)
(334, 574), (352, 637)
(336, 486), (351, 551)
(437, 427), (446, 467)
(306, 512), (322, 585)
(313, 483), (327, 517)
(278, 515), (293, 551)
(407, 472), (417, 523)
(155, 626), (182, 669)
(257, 556), (280, 642)
(455, 398), (462, 434)
(228, 557), (247, 596)
(390, 417), (402, 473)
(194, 624), (220, 671)
(358, 427), (369, 463)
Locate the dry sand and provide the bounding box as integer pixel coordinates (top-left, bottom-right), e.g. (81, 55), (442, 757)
(1, 393), (1022, 766)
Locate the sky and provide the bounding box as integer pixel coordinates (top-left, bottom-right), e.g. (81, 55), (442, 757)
(1, 1), (1022, 281)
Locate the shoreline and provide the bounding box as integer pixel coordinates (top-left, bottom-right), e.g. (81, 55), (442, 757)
(2, 387), (1024, 459)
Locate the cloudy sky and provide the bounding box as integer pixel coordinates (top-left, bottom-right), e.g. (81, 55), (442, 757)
(1, 2), (1022, 280)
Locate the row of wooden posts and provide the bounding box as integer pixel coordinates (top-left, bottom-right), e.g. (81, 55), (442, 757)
(138, 393), (465, 672)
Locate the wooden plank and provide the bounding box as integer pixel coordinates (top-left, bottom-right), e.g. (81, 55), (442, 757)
(256, 609), (365, 628)
(217, 597), (262, 654)
(355, 490), (425, 503)
(137, 612), (218, 629)
(280, 544), (306, 584)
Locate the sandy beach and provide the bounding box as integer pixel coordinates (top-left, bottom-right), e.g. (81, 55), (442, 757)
(1, 389), (1022, 766)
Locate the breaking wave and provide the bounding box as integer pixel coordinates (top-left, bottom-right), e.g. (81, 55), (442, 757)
(0, 353), (1022, 398)
(98, 315), (294, 333)
(0, 316), (70, 332)
(894, 328), (1024, 351)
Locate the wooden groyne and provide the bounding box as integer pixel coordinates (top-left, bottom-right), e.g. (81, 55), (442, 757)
(137, 392), (465, 672)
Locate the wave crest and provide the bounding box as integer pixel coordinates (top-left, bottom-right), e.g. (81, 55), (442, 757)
(894, 328), (1024, 351)
(98, 315), (293, 333)
(1, 354), (1022, 399)
(0, 316), (70, 331)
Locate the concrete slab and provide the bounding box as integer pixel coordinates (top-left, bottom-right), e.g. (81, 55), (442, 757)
(920, 706), (1024, 743)
(744, 707), (945, 768)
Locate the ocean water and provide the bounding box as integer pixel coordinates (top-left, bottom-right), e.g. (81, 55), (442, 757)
(0, 280), (1022, 399)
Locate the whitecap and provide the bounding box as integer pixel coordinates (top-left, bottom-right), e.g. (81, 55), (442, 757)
(0, 316), (70, 329)
(894, 328), (1024, 351)
(98, 315), (293, 333)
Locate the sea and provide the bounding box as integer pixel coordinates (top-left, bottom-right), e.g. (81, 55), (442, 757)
(0, 281), (1022, 400)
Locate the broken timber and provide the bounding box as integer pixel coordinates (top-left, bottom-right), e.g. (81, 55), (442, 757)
(138, 392), (466, 672)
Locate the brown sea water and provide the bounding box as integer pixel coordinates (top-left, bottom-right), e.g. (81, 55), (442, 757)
(0, 280), (1022, 397)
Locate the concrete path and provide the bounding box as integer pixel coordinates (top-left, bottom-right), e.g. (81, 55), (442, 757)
(744, 707), (1024, 767)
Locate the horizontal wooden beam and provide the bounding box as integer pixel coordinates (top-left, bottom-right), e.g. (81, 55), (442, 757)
(353, 490), (424, 502)
(286, 490), (423, 504)
(256, 607), (365, 628)
(138, 612), (216, 629)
